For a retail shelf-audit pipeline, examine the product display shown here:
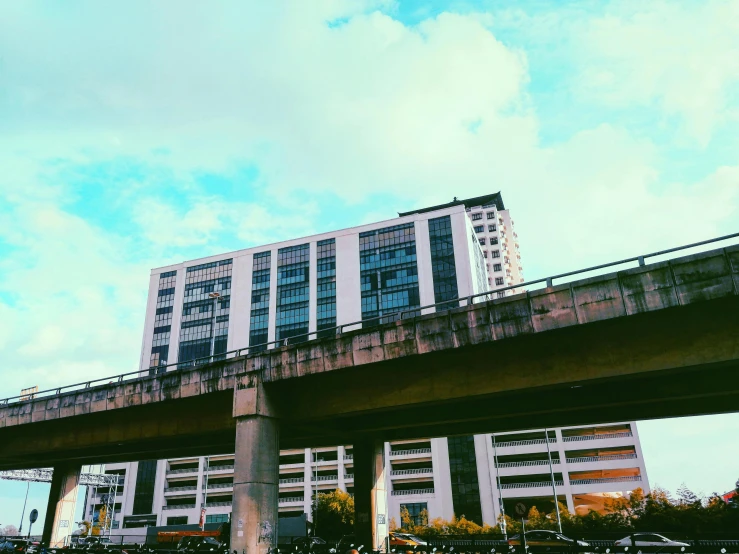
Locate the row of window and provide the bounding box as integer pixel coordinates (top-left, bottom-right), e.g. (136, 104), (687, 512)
(250, 252), (272, 350)
(470, 211), (497, 221)
(276, 244), (310, 342)
(478, 237), (498, 246)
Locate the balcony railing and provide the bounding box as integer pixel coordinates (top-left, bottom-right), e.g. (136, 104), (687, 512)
(279, 477), (304, 484)
(570, 475), (642, 486)
(391, 468), (434, 476)
(207, 465), (235, 472)
(392, 489), (435, 496)
(279, 496), (304, 504)
(344, 454), (353, 461)
(390, 448), (432, 457)
(496, 460), (559, 468)
(167, 467), (199, 475)
(562, 432), (633, 442)
(205, 501), (232, 507)
(566, 454), (638, 464)
(163, 504), (196, 510)
(204, 483), (233, 489)
(312, 475), (338, 482)
(164, 485), (197, 492)
(500, 480), (564, 490)
(344, 474), (354, 480)
(494, 438), (557, 448)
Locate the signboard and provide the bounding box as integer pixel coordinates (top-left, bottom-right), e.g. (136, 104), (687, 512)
(238, 519), (244, 529)
(514, 502), (527, 517)
(30, 509), (39, 523)
(21, 386), (38, 401)
(377, 514), (386, 525)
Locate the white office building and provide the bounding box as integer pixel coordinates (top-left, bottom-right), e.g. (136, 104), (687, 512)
(89, 193), (649, 532)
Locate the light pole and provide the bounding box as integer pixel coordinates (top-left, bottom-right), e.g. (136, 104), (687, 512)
(18, 481), (30, 533)
(544, 428), (562, 533)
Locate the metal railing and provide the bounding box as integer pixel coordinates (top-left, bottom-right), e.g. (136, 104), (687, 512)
(344, 474), (354, 479)
(204, 501), (232, 507)
(166, 467), (199, 475)
(390, 468), (434, 476)
(570, 475), (642, 485)
(279, 496), (304, 504)
(495, 438), (557, 448)
(312, 474), (338, 481)
(496, 459), (559, 468)
(391, 488), (435, 496)
(207, 464), (235, 472)
(389, 448), (432, 457)
(344, 454), (354, 460)
(2, 231), (737, 407)
(279, 477), (304, 484)
(563, 432), (633, 442)
(566, 454), (637, 463)
(203, 482), (233, 489)
(162, 504), (196, 510)
(500, 480), (564, 489)
(163, 485), (197, 492)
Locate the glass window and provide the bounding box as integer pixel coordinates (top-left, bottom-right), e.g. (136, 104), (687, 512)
(178, 260), (232, 366)
(360, 223), (420, 322)
(488, 224), (496, 232)
(478, 238), (485, 245)
(428, 216), (459, 309)
(473, 225), (484, 233)
(132, 460), (157, 515)
(493, 263), (502, 272)
(491, 250), (500, 258)
(471, 213), (483, 221)
(447, 436), (483, 524)
(490, 237), (498, 245)
(317, 238), (337, 337)
(495, 277), (504, 286)
(206, 514), (230, 524)
(149, 270), (177, 370)
(276, 244), (310, 342)
(400, 503), (428, 526)
(487, 212), (496, 219)
(249, 252), (271, 352)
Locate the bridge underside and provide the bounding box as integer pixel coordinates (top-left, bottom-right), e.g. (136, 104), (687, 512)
(2, 294), (738, 470)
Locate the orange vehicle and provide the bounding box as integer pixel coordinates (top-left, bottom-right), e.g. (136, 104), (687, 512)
(156, 529), (221, 545)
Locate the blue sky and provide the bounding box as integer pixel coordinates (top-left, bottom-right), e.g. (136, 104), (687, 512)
(1, 0), (738, 529)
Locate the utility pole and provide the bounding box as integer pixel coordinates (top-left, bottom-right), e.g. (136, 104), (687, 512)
(18, 481), (30, 533)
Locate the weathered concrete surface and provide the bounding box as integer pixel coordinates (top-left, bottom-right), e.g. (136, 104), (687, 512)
(42, 464), (81, 547)
(0, 245), (738, 469)
(353, 439), (389, 552)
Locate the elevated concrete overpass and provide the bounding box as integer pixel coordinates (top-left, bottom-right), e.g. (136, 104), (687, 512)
(1, 244), (738, 551)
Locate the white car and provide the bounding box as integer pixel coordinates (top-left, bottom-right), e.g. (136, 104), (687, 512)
(615, 534), (690, 547)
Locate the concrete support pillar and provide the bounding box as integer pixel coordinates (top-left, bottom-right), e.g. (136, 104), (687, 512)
(231, 373), (279, 554)
(353, 439), (388, 553)
(42, 464), (81, 548)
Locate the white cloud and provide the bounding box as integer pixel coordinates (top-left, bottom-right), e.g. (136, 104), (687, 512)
(574, 0), (739, 145)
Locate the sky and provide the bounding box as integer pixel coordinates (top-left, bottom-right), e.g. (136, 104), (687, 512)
(1, 0), (738, 529)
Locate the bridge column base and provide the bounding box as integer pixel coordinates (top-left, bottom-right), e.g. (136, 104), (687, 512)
(231, 415), (279, 554)
(354, 439), (388, 553)
(41, 464), (81, 548)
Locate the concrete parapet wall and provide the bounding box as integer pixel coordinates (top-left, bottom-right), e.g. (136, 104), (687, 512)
(1, 245), (738, 431)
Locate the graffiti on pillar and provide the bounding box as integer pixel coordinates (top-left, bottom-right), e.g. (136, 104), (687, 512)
(258, 520), (274, 545)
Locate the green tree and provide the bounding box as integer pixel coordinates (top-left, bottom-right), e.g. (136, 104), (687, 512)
(314, 489), (355, 540)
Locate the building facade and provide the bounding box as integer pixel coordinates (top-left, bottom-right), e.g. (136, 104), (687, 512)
(89, 194), (649, 532)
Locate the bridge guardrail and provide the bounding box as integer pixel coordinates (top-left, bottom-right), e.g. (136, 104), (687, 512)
(1, 231), (737, 407)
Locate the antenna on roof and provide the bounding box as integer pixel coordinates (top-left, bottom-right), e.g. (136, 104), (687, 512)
(453, 197), (458, 201)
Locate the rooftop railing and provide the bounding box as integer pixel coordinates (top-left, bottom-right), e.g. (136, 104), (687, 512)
(563, 432), (633, 442)
(2, 231), (737, 406)
(500, 480), (564, 489)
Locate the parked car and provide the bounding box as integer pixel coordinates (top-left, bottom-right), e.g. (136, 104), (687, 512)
(291, 536), (328, 553)
(615, 534), (689, 547)
(176, 536), (223, 553)
(389, 533), (427, 549)
(508, 531), (590, 549)
(0, 540), (37, 553)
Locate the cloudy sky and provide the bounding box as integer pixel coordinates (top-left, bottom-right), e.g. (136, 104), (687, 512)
(1, 0), (738, 527)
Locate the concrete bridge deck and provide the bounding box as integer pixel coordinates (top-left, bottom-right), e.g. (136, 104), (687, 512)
(1, 244), (738, 469)
(1, 244), (738, 551)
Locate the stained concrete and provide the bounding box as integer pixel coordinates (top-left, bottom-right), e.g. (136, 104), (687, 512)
(0, 245), (738, 470)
